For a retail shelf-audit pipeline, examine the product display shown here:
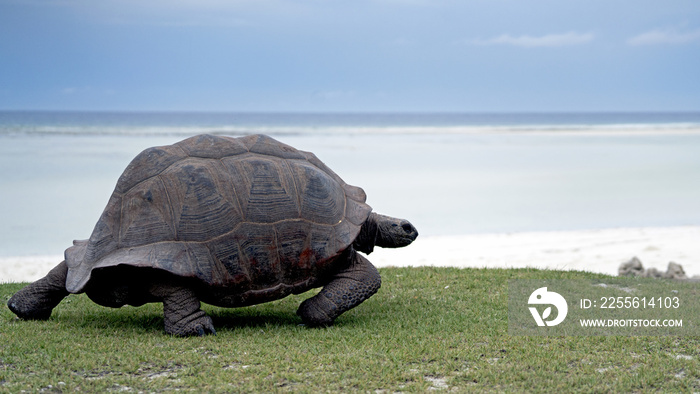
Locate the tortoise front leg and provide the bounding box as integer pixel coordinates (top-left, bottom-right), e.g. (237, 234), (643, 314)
(152, 284), (216, 336)
(297, 251), (381, 326)
(7, 260), (70, 320)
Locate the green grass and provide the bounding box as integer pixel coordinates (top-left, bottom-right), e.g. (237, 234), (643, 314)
(1, 267), (699, 392)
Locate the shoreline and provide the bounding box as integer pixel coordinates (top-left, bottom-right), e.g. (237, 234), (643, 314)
(2, 226), (698, 283)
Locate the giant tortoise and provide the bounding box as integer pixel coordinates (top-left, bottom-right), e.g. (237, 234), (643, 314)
(8, 134), (418, 336)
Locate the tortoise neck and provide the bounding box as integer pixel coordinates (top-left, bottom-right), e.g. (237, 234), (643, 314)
(353, 212), (378, 254)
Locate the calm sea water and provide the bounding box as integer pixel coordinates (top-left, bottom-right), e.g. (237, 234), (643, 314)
(2, 111), (700, 136)
(1, 111), (700, 257)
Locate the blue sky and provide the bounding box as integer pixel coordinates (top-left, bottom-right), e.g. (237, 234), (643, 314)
(1, 0), (699, 112)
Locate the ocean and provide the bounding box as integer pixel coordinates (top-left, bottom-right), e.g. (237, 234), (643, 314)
(2, 111), (700, 258)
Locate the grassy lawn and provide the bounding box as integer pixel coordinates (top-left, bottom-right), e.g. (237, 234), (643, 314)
(1, 267), (699, 392)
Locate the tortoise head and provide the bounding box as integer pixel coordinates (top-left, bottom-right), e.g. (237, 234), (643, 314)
(353, 212), (418, 254)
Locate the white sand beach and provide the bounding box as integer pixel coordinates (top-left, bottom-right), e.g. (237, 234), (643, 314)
(2, 226), (698, 283)
(371, 226), (700, 277)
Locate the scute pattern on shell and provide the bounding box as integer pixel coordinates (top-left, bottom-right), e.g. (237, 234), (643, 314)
(65, 134), (371, 296)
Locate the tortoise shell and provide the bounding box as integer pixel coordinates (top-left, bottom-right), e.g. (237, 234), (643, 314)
(64, 134), (372, 298)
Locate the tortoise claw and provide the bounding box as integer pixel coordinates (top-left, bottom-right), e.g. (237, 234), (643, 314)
(166, 314), (216, 337)
(193, 322), (217, 337)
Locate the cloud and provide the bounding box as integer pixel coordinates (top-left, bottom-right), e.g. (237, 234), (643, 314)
(467, 31), (594, 48)
(627, 27), (700, 46)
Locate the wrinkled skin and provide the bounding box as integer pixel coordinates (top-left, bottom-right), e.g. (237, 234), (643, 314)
(8, 213), (417, 336)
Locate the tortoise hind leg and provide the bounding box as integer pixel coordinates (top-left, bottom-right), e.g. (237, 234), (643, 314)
(7, 261), (70, 320)
(152, 284), (216, 336)
(298, 251), (381, 327)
